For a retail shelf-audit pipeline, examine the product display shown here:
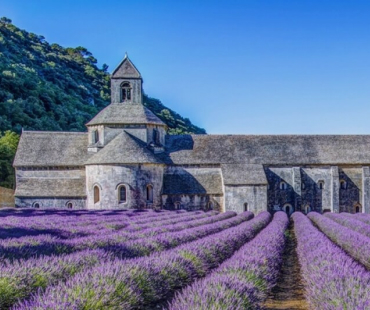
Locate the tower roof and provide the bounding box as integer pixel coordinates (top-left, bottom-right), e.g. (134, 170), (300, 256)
(111, 54), (141, 79)
(86, 103), (166, 126)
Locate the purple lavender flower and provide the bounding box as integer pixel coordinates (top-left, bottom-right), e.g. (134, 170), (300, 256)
(14, 212), (270, 309)
(168, 211), (288, 310)
(293, 212), (370, 309)
(308, 212), (370, 269)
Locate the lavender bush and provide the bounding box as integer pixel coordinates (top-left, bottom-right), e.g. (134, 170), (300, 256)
(15, 212), (271, 309)
(0, 211), (246, 307)
(168, 211), (288, 310)
(0, 211), (235, 260)
(308, 212), (370, 269)
(0, 250), (111, 309)
(293, 212), (370, 309)
(352, 213), (370, 226)
(324, 212), (370, 239)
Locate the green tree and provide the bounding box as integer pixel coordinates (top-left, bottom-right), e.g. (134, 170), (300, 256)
(0, 131), (19, 188)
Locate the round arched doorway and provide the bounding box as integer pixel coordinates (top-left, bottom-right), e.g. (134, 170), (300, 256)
(283, 203), (294, 216)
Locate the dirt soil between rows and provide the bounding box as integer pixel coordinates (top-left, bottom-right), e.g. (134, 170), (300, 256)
(264, 222), (309, 310)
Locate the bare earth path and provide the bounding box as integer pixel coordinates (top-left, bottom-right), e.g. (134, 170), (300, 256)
(264, 222), (309, 310)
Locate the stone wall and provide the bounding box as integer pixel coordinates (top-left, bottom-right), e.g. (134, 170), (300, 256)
(86, 164), (164, 209)
(265, 166), (365, 214)
(15, 197), (86, 209)
(300, 167), (332, 213)
(339, 168), (362, 213)
(162, 194), (222, 211)
(224, 185), (267, 214)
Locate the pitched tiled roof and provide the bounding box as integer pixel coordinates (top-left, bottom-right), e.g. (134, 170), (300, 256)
(165, 134), (370, 165)
(85, 131), (163, 165)
(163, 167), (223, 195)
(15, 177), (86, 197)
(13, 131), (90, 167)
(86, 103), (166, 126)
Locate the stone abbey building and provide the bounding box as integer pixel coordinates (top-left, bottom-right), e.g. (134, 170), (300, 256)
(13, 56), (370, 214)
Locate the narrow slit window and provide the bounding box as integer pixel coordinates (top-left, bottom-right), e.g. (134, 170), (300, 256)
(244, 203), (248, 212)
(318, 181), (324, 190)
(146, 185), (153, 203)
(94, 186), (100, 203)
(119, 186), (127, 203)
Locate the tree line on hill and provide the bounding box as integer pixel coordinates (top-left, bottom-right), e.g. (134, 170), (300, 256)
(0, 17), (206, 189)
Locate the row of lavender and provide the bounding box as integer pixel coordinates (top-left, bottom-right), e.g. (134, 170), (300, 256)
(0, 211), (239, 260)
(0, 209), (199, 239)
(14, 212), (276, 309)
(169, 211), (288, 309)
(293, 212), (370, 309)
(0, 211), (253, 308)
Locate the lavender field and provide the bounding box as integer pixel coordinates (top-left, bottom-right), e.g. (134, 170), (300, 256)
(1, 209), (370, 309)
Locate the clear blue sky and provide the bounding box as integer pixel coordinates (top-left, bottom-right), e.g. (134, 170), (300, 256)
(1, 0), (370, 134)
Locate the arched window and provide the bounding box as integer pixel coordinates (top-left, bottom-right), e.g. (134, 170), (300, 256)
(355, 204), (362, 213)
(121, 82), (131, 101)
(304, 205), (311, 214)
(340, 180), (347, 190)
(118, 185), (127, 203)
(280, 182), (287, 190)
(33, 202), (40, 209)
(301, 183), (306, 190)
(318, 180), (324, 190)
(283, 203), (294, 216)
(146, 185), (153, 203)
(94, 186), (100, 204)
(67, 202), (73, 209)
(244, 202), (248, 211)
(174, 201), (181, 210)
(207, 201), (214, 210)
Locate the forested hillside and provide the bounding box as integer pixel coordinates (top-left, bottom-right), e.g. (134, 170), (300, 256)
(0, 17), (206, 188)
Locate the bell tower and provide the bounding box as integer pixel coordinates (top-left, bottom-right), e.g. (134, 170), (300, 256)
(110, 54), (143, 104)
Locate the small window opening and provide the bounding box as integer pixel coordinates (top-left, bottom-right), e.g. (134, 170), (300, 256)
(280, 182), (287, 190)
(33, 202), (40, 209)
(244, 203), (248, 212)
(207, 201), (214, 210)
(174, 201), (181, 210)
(94, 186), (100, 204)
(304, 205), (311, 214)
(340, 180), (347, 190)
(146, 185), (153, 203)
(67, 202), (73, 209)
(318, 181), (324, 190)
(119, 185), (127, 203)
(91, 130), (99, 144)
(301, 183), (305, 190)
